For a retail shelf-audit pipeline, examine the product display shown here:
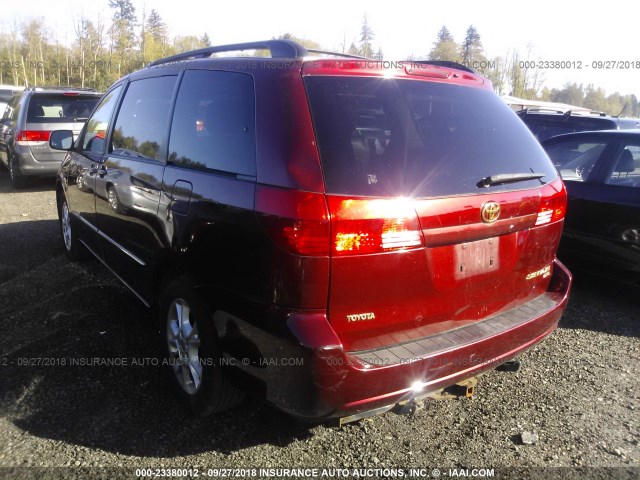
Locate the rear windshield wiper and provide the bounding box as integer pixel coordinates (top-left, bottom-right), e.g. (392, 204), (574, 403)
(477, 172), (546, 188)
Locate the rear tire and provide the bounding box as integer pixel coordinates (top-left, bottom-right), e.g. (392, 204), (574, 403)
(8, 155), (27, 189)
(58, 195), (90, 261)
(159, 277), (244, 416)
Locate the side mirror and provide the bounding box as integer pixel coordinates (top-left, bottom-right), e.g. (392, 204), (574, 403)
(49, 130), (74, 150)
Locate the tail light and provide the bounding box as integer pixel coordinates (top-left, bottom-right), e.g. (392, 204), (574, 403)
(535, 178), (567, 226)
(256, 186), (425, 257)
(16, 130), (51, 143)
(328, 197), (424, 256)
(256, 185), (330, 256)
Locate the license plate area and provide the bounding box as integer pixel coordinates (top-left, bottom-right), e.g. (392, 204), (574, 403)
(454, 237), (499, 279)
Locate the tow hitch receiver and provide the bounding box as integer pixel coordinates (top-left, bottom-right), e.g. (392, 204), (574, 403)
(429, 377), (478, 401)
(392, 399), (418, 416)
(495, 360), (521, 372)
(336, 377), (479, 426)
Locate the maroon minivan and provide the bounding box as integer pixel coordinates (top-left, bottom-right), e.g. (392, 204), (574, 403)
(52, 40), (571, 421)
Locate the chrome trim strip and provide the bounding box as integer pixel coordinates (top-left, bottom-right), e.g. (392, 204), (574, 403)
(74, 212), (99, 232)
(78, 239), (151, 308)
(96, 229), (146, 266)
(70, 211), (146, 266)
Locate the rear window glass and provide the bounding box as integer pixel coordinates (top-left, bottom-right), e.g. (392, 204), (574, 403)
(519, 115), (617, 142)
(305, 77), (557, 198)
(26, 94), (100, 123)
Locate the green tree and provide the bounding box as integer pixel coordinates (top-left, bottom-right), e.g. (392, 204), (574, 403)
(583, 85), (608, 113)
(141, 8), (171, 61)
(550, 83), (585, 106)
(86, 17), (111, 89)
(347, 42), (360, 56)
(359, 15), (374, 58)
(2, 21), (23, 85)
(146, 9), (166, 43)
(108, 0), (138, 76)
(173, 35), (208, 53)
(539, 86), (552, 102)
(606, 92), (624, 116)
(428, 26), (461, 62)
(625, 94), (639, 117)
(461, 25), (484, 65)
(21, 18), (49, 86)
(484, 55), (508, 95)
(507, 48), (543, 99)
(73, 16), (92, 87)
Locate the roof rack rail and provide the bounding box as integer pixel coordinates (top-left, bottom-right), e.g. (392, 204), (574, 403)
(306, 49), (369, 60)
(149, 40), (374, 67)
(562, 110), (609, 118)
(25, 86), (98, 92)
(406, 60), (476, 74)
(520, 107), (566, 115)
(149, 40), (309, 67)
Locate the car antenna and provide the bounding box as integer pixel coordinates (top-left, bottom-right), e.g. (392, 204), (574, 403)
(616, 104), (627, 118)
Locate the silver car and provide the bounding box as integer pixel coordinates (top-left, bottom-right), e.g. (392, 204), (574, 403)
(0, 87), (101, 188)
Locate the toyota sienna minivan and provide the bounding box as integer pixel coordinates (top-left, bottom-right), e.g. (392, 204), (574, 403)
(50, 40), (572, 421)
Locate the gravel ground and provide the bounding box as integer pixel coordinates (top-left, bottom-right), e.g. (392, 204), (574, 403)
(0, 174), (638, 480)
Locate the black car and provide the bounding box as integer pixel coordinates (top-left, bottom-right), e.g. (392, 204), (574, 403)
(542, 130), (640, 284)
(518, 109), (640, 142)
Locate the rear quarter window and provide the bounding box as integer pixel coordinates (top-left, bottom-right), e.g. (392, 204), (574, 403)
(168, 70), (256, 176)
(305, 76), (557, 198)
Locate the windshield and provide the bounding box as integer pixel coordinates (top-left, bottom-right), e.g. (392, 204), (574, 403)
(305, 76), (557, 198)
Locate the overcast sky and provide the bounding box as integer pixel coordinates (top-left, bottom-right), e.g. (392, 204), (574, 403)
(3, 0), (639, 99)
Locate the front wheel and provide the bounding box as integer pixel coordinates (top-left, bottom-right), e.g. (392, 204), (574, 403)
(159, 278), (243, 416)
(58, 195), (90, 261)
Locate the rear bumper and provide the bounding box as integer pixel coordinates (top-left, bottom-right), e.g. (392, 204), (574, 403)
(15, 147), (63, 176)
(213, 257), (572, 420)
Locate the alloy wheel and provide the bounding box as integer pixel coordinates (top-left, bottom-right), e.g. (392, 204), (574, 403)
(61, 201), (72, 252)
(166, 298), (203, 395)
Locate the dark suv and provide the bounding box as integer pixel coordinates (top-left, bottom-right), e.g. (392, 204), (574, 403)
(0, 87), (101, 188)
(50, 40), (572, 421)
(517, 108), (640, 142)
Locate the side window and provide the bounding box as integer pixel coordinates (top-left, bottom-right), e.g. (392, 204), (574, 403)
(168, 70), (256, 176)
(545, 140), (608, 182)
(112, 76), (177, 161)
(81, 86), (123, 153)
(605, 144), (640, 188)
(5, 95), (21, 123)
